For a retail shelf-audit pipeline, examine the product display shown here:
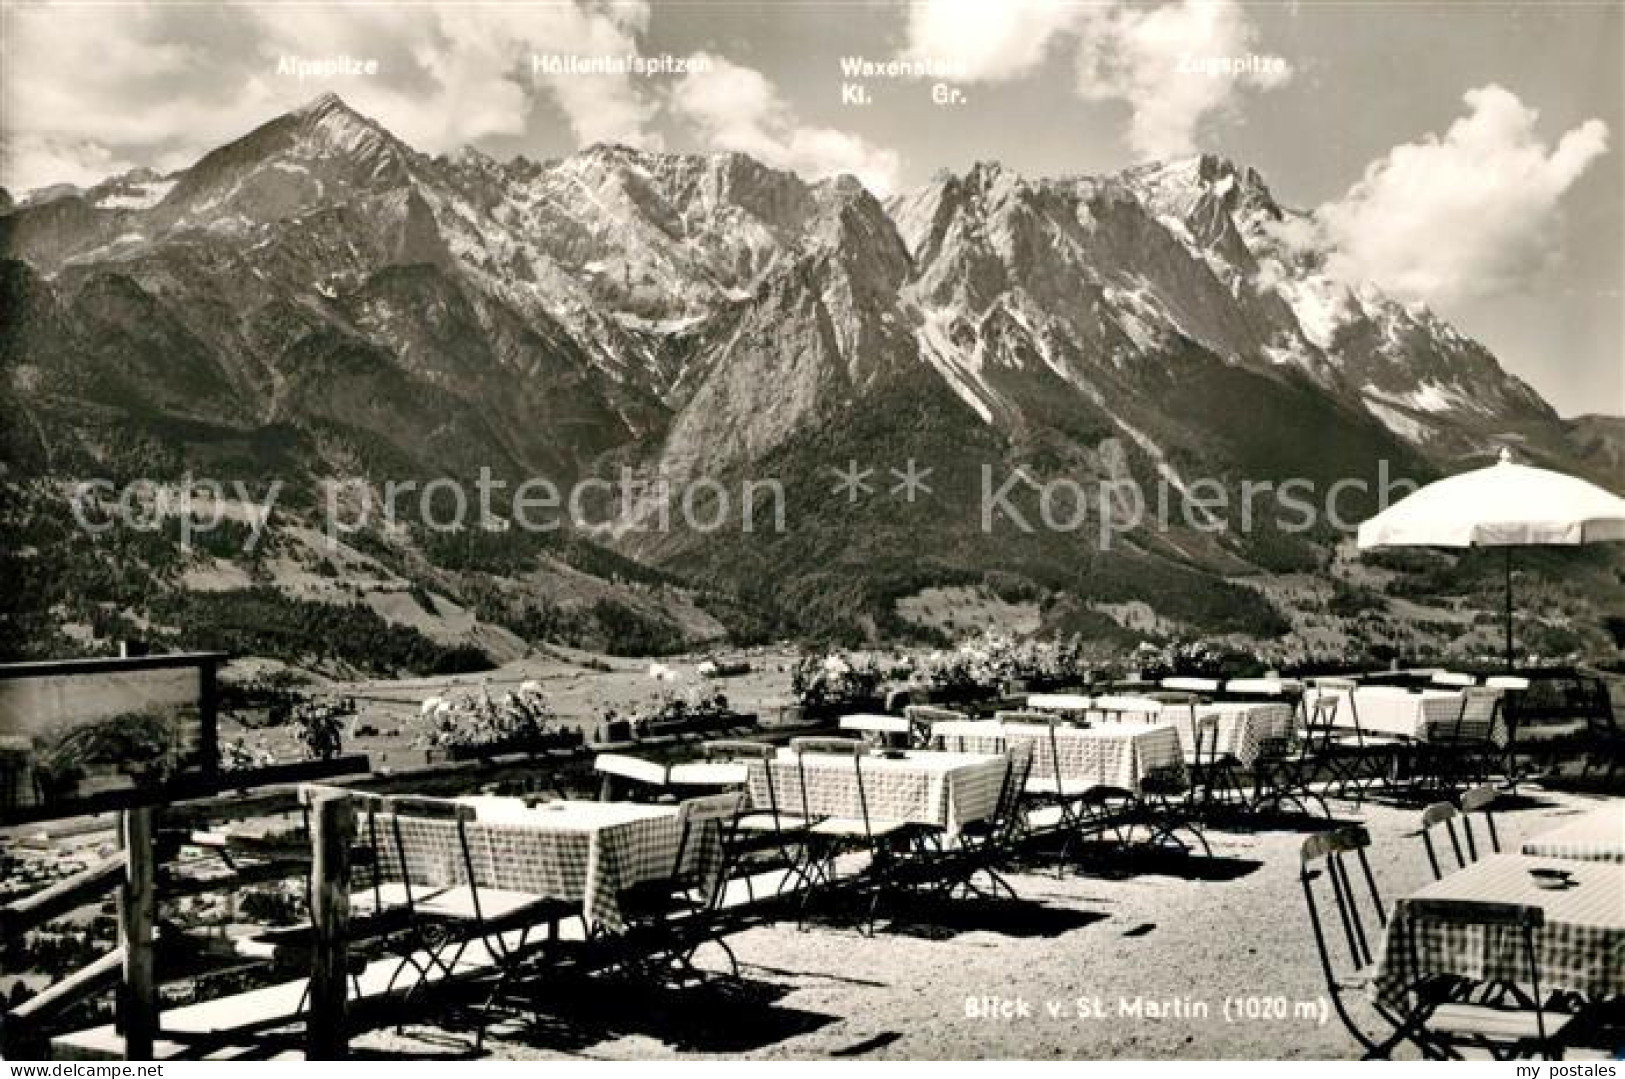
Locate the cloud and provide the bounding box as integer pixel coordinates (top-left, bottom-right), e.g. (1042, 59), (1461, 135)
(1073, 0), (1291, 160)
(0, 1), (658, 193)
(899, 0), (1080, 82)
(898, 0), (1290, 161)
(1313, 85), (1608, 305)
(670, 54), (902, 196)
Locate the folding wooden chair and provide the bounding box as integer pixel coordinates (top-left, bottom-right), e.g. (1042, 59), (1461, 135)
(1251, 696), (1337, 818)
(374, 795), (573, 1051)
(1134, 715), (1213, 856)
(1009, 715), (1103, 870)
(1577, 677), (1625, 786)
(701, 740), (814, 898)
(1457, 784), (1502, 859)
(1311, 678), (1405, 799)
(1431, 671), (1479, 688)
(789, 737), (916, 934)
(1298, 826), (1431, 1059)
(618, 790), (747, 982)
(929, 742), (1034, 901)
(1421, 688), (1506, 793)
(1482, 676), (1534, 788)
(1394, 899), (1575, 1059)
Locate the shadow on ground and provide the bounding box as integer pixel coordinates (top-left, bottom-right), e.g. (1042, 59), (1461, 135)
(499, 971), (835, 1054)
(878, 892), (1110, 941)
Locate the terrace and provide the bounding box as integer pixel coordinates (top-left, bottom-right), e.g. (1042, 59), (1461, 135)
(2, 647), (1623, 1061)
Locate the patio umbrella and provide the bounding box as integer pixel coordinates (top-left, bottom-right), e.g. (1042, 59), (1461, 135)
(1356, 448), (1625, 667)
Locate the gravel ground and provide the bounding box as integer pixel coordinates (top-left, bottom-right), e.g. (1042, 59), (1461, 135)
(352, 786), (1621, 1060)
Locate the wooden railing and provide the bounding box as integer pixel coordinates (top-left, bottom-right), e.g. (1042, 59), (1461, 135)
(1, 713), (792, 1060)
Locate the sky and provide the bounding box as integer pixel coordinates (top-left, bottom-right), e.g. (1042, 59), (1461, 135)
(1, 0), (1619, 418)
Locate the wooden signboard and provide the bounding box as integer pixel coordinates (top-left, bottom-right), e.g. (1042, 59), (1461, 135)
(0, 652), (223, 821)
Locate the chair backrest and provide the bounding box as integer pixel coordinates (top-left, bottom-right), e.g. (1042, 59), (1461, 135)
(382, 794), (476, 820)
(1419, 802), (1468, 880)
(1457, 783), (1502, 857)
(1312, 677), (1358, 692)
(706, 740), (788, 823)
(790, 736), (865, 757)
(1187, 712), (1221, 771)
(995, 709), (1067, 725)
(375, 798), (483, 917)
(1486, 675), (1530, 691)
(704, 740), (773, 760)
(300, 786), (388, 912)
(1444, 687), (1505, 746)
(904, 705), (964, 747)
(671, 791), (748, 902)
(679, 789), (748, 825)
(1276, 694), (1335, 763)
(791, 738), (875, 837)
(1299, 826), (1386, 999)
(1431, 671), (1478, 688)
(990, 742), (1035, 844)
(1395, 898), (1548, 1046)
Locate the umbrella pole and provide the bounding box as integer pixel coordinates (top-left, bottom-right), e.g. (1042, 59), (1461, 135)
(1503, 547), (1513, 671)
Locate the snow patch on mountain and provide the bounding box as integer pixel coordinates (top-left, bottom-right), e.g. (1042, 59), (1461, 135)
(94, 179), (175, 210)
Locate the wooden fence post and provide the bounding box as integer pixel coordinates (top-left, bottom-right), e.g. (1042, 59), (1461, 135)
(306, 789), (354, 1059)
(117, 806), (156, 1060)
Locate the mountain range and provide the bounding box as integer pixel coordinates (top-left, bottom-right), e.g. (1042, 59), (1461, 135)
(3, 93), (1620, 668)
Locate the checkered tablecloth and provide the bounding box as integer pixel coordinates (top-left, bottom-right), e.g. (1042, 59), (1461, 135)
(1372, 854), (1625, 1008)
(750, 750), (1005, 834)
(381, 799), (716, 934)
(1306, 687), (1465, 741)
(1153, 702), (1295, 767)
(1521, 803), (1625, 864)
(959, 721), (1184, 796)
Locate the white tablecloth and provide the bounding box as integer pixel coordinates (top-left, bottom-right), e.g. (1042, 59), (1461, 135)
(1521, 803), (1625, 864)
(751, 749), (1005, 834)
(1171, 701), (1296, 767)
(955, 721), (1184, 796)
(1306, 686), (1463, 740)
(1373, 854), (1625, 1007)
(428, 798), (708, 933)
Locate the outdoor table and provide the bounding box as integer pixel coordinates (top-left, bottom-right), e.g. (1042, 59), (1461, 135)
(1222, 677), (1305, 697)
(1162, 701), (1296, 767)
(1306, 685), (1465, 740)
(1025, 693), (1094, 713)
(1372, 853), (1625, 1008)
(453, 797), (715, 934)
(1521, 803), (1625, 864)
(956, 720), (1185, 796)
(750, 748), (1004, 834)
